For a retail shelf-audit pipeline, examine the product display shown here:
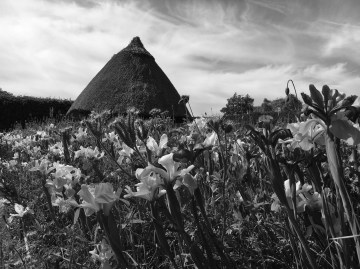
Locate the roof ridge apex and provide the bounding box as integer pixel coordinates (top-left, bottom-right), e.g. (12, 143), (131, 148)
(121, 36), (154, 59)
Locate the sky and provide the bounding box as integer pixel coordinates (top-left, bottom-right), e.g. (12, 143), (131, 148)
(1, 0), (360, 116)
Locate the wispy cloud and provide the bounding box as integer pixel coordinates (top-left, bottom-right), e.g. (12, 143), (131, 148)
(0, 0), (360, 115)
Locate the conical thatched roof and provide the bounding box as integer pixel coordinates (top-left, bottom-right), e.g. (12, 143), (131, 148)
(67, 37), (189, 119)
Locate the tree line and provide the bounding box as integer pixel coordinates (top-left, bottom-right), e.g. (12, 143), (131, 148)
(220, 92), (302, 124)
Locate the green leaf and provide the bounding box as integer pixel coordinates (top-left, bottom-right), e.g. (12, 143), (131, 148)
(301, 93), (313, 107)
(330, 119), (360, 145)
(309, 84), (324, 111)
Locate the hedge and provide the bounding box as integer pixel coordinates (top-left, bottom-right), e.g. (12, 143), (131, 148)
(0, 89), (73, 130)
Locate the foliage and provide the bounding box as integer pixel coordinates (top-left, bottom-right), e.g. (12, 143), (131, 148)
(0, 85), (360, 269)
(261, 98), (272, 113)
(221, 93), (254, 117)
(0, 89), (73, 131)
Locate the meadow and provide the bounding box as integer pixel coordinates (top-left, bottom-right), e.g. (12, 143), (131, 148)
(0, 85), (360, 268)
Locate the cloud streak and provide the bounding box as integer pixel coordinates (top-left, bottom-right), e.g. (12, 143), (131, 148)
(0, 0), (360, 115)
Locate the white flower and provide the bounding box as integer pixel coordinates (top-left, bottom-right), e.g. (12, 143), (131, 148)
(124, 169), (166, 201)
(36, 131), (48, 139)
(286, 120), (326, 151)
(49, 142), (64, 156)
(272, 180), (322, 213)
(73, 127), (88, 142)
(102, 131), (119, 145)
(203, 131), (218, 147)
(10, 203), (33, 218)
(52, 197), (78, 213)
(236, 191), (244, 203)
(146, 134), (168, 156)
(77, 183), (121, 216)
(29, 159), (54, 175)
(51, 162), (81, 189)
(188, 117), (208, 133)
(89, 239), (113, 269)
(74, 146), (104, 160)
(117, 143), (134, 164)
(142, 153), (194, 183)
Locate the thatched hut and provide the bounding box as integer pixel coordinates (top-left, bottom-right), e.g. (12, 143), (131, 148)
(67, 37), (189, 120)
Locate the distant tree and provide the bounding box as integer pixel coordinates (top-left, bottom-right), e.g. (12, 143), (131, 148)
(221, 93), (254, 117)
(270, 98), (285, 114)
(269, 94), (302, 122)
(284, 94), (302, 112)
(261, 98), (273, 113)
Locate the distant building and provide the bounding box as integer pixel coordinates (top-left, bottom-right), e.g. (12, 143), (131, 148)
(67, 37), (189, 121)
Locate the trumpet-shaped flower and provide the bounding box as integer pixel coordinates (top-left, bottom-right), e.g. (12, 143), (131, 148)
(36, 130), (49, 139)
(188, 117), (208, 133)
(74, 146), (104, 160)
(203, 131), (218, 147)
(73, 127), (88, 142)
(102, 131), (120, 146)
(89, 239), (113, 269)
(49, 142), (64, 156)
(286, 120), (325, 151)
(29, 159), (54, 175)
(51, 162), (80, 189)
(287, 106), (360, 149)
(142, 153), (194, 184)
(146, 134), (168, 156)
(124, 168), (166, 201)
(117, 143), (134, 164)
(77, 183), (121, 216)
(52, 196), (78, 213)
(271, 180), (322, 213)
(10, 203), (33, 218)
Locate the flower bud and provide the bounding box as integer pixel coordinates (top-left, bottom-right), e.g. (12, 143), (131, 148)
(285, 87), (290, 96)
